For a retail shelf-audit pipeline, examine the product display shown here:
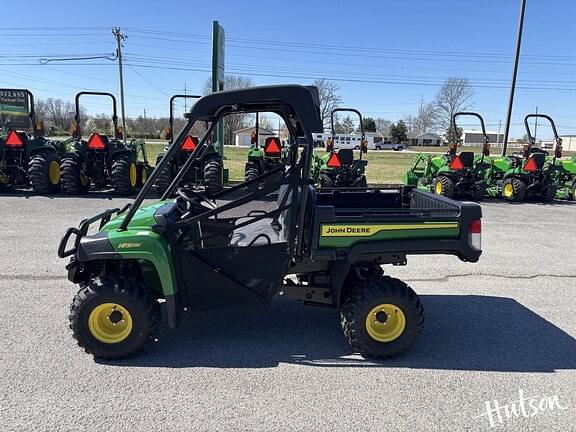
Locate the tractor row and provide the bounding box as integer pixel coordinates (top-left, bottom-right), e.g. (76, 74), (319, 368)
(403, 112), (576, 203)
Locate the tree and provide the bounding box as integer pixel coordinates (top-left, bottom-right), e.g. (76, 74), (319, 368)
(203, 74), (256, 145)
(435, 78), (474, 134)
(389, 120), (408, 144)
(342, 116), (354, 133)
(313, 79), (343, 129)
(375, 118), (392, 136)
(362, 117), (377, 132)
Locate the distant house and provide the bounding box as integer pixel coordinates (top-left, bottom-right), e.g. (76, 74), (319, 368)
(560, 135), (576, 151)
(407, 132), (443, 146)
(234, 127), (276, 147)
(461, 130), (504, 147)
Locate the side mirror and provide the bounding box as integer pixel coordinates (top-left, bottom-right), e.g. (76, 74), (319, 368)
(361, 138), (368, 153)
(555, 139), (563, 159)
(116, 127), (124, 140)
(71, 123), (80, 139)
(35, 121), (45, 137)
(326, 137), (333, 152)
(164, 127), (173, 141)
(483, 142), (490, 157)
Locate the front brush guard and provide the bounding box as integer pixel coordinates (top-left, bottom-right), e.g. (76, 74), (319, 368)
(57, 204), (130, 258)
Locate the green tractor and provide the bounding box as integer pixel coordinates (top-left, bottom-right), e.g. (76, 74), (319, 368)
(244, 112), (286, 183)
(403, 112), (490, 200)
(60, 92), (150, 195)
(313, 108), (368, 188)
(485, 114), (558, 202)
(154, 94), (223, 196)
(0, 88), (69, 193)
(58, 84), (483, 360)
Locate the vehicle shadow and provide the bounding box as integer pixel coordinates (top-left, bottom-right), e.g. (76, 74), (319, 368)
(0, 188), (160, 200)
(102, 295), (576, 372)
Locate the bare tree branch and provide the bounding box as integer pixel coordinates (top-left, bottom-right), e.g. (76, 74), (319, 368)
(313, 79), (343, 129)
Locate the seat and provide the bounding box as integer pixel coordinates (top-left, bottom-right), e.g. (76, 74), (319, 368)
(229, 184), (296, 247)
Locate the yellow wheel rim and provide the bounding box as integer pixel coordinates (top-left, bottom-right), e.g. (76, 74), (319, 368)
(141, 168), (147, 184)
(49, 160), (60, 185)
(88, 303), (133, 344)
(435, 181), (442, 194)
(365, 304), (406, 343)
(129, 163), (137, 187)
(503, 183), (514, 197)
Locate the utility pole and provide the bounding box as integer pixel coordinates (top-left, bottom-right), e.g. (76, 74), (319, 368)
(534, 105), (538, 141)
(502, 0), (527, 156)
(184, 82), (187, 112)
(497, 120), (502, 146)
(143, 109), (147, 140)
(112, 27), (128, 144)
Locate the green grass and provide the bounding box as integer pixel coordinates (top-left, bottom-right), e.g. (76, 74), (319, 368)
(143, 143), (576, 185)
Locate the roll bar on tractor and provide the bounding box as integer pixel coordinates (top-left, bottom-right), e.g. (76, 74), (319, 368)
(524, 114), (563, 161)
(73, 92), (120, 140)
(119, 85), (324, 244)
(451, 112), (490, 161)
(166, 94), (202, 142)
(330, 108), (367, 159)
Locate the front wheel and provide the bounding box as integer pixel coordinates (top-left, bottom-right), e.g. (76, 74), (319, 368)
(340, 275), (424, 358)
(69, 277), (160, 359)
(319, 173), (334, 188)
(60, 155), (90, 195)
(434, 175), (455, 198)
(204, 157), (223, 195)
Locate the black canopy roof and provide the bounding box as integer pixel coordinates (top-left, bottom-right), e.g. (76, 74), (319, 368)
(186, 84), (324, 135)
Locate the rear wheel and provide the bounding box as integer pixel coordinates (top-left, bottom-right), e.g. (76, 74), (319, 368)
(60, 155), (90, 195)
(471, 181), (487, 201)
(244, 161), (260, 183)
(69, 277), (160, 359)
(204, 157), (223, 195)
(434, 175), (455, 198)
(319, 173), (334, 188)
(136, 163), (148, 188)
(340, 275), (424, 358)
(541, 181), (555, 203)
(356, 175), (368, 187)
(111, 155), (137, 195)
(153, 155), (173, 195)
(28, 150), (61, 194)
(502, 177), (527, 202)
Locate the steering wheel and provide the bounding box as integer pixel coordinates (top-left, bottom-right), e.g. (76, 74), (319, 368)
(177, 187), (218, 210)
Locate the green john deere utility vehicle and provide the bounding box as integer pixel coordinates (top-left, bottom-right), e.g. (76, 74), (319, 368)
(313, 108), (368, 188)
(154, 94), (223, 196)
(0, 88), (70, 193)
(58, 85), (482, 360)
(403, 112), (491, 200)
(485, 114), (558, 202)
(60, 92), (150, 195)
(244, 112), (287, 184)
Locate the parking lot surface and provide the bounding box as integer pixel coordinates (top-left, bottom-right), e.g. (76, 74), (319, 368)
(0, 194), (574, 431)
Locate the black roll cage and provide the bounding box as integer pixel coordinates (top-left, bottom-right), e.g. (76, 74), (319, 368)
(451, 111), (490, 162)
(523, 113), (562, 161)
(74, 92), (119, 140)
(0, 89), (37, 137)
(119, 85), (323, 260)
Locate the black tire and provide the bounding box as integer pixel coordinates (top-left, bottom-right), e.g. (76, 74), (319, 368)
(136, 162), (148, 188)
(471, 181), (487, 202)
(541, 181), (555, 203)
(340, 275), (424, 359)
(60, 155), (90, 195)
(111, 154), (137, 195)
(69, 277), (160, 359)
(319, 173), (334, 188)
(244, 161), (260, 183)
(571, 181), (576, 201)
(153, 155), (173, 196)
(356, 175), (368, 187)
(204, 157), (223, 195)
(502, 177), (527, 202)
(28, 150), (61, 194)
(434, 175), (455, 198)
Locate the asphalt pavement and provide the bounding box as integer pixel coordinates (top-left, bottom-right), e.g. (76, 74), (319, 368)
(0, 192), (574, 431)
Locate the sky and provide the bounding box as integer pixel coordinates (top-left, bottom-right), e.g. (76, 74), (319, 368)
(1, 0), (575, 139)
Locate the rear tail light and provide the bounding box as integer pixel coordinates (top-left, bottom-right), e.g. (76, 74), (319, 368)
(181, 136), (198, 151)
(87, 133), (106, 150)
(5, 130), (24, 148)
(469, 219), (481, 251)
(449, 155), (465, 170)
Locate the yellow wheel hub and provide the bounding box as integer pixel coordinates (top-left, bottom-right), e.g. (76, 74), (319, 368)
(141, 168), (147, 184)
(503, 183), (514, 197)
(435, 181), (443, 194)
(88, 303), (133, 344)
(129, 163), (137, 187)
(49, 160), (60, 185)
(365, 303), (406, 343)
